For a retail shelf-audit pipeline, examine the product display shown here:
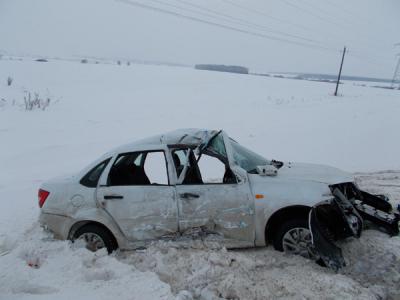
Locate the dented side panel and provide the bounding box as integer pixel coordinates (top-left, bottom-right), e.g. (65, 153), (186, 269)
(248, 174), (335, 246)
(176, 182), (255, 247)
(96, 185), (178, 241)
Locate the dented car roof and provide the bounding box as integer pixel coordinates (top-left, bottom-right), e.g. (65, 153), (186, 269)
(113, 128), (220, 152)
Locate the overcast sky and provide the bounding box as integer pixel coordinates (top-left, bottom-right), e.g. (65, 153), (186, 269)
(0, 0), (399, 78)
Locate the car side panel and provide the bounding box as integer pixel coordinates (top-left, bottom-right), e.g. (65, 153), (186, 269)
(176, 182), (255, 247)
(96, 185), (178, 241)
(248, 174), (333, 246)
(39, 178), (132, 249)
(39, 208), (131, 249)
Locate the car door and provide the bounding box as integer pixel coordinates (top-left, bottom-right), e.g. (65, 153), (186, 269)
(172, 147), (255, 247)
(96, 150), (178, 242)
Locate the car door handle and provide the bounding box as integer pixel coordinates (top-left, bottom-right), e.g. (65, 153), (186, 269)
(104, 195), (124, 200)
(179, 192), (200, 199)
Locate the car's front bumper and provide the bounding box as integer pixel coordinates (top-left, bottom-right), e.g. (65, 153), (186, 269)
(309, 182), (400, 271)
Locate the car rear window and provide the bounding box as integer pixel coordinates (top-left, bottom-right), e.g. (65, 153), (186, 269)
(80, 158), (111, 188)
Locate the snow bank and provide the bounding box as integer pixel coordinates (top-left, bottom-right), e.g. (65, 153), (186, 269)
(2, 214), (399, 299)
(121, 238), (385, 300)
(0, 226), (174, 300)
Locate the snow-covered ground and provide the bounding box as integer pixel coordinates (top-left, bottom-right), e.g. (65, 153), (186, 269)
(1, 59), (400, 299)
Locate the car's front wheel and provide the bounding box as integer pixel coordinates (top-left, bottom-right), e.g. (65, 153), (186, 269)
(273, 218), (318, 260)
(73, 224), (118, 254)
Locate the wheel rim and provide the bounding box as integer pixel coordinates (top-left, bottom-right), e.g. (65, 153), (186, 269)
(282, 227), (317, 259)
(77, 232), (106, 252)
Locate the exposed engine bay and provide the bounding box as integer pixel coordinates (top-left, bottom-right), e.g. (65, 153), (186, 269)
(310, 182), (400, 270)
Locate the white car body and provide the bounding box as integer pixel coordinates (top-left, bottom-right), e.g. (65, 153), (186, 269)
(39, 129), (357, 253)
(40, 129), (397, 265)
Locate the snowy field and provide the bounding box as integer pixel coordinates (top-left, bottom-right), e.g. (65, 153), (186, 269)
(1, 59), (400, 299)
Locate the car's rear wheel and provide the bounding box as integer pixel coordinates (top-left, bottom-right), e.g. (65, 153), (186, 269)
(73, 224), (118, 254)
(273, 218), (319, 260)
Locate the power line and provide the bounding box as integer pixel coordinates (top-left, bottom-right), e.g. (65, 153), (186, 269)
(323, 0), (373, 23)
(293, 0), (395, 54)
(347, 50), (393, 64)
(294, 0), (364, 28)
(281, 0), (345, 28)
(115, 0), (395, 72)
(155, 0), (387, 58)
(209, 0), (396, 61)
(115, 0), (340, 53)
(153, 0), (323, 44)
(148, 0), (259, 31)
(219, 0), (322, 34)
(219, 0), (389, 55)
(280, 0), (393, 55)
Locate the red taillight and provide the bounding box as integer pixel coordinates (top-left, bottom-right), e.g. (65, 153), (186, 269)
(38, 189), (50, 208)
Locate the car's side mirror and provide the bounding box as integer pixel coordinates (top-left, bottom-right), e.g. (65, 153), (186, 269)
(256, 165), (278, 176)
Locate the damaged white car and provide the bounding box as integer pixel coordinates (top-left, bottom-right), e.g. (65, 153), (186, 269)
(39, 129), (400, 270)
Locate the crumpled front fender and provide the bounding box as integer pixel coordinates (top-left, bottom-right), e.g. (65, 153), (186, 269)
(309, 194), (363, 271)
(308, 183), (399, 271)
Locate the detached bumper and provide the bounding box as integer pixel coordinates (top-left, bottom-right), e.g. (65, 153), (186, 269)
(309, 183), (400, 271)
(39, 212), (71, 240)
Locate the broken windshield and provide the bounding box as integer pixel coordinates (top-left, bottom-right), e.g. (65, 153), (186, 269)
(230, 140), (270, 172)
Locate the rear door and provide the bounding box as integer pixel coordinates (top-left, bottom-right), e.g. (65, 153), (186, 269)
(172, 147), (255, 247)
(96, 150), (178, 241)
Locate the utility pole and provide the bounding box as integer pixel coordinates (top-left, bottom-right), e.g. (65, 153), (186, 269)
(334, 46), (346, 96)
(391, 43), (400, 89)
(391, 56), (400, 89)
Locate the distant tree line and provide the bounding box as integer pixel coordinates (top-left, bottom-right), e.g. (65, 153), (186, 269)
(195, 64), (249, 74)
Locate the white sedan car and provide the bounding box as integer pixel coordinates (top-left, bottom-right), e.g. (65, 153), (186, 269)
(39, 129), (399, 270)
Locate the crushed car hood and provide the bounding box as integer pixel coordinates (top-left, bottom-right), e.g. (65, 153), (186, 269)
(274, 162), (353, 185)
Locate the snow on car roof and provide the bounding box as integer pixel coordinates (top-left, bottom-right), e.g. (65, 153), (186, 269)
(112, 128), (220, 153)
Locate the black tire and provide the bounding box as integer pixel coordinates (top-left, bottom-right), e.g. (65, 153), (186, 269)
(272, 217), (309, 251)
(73, 224), (118, 254)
